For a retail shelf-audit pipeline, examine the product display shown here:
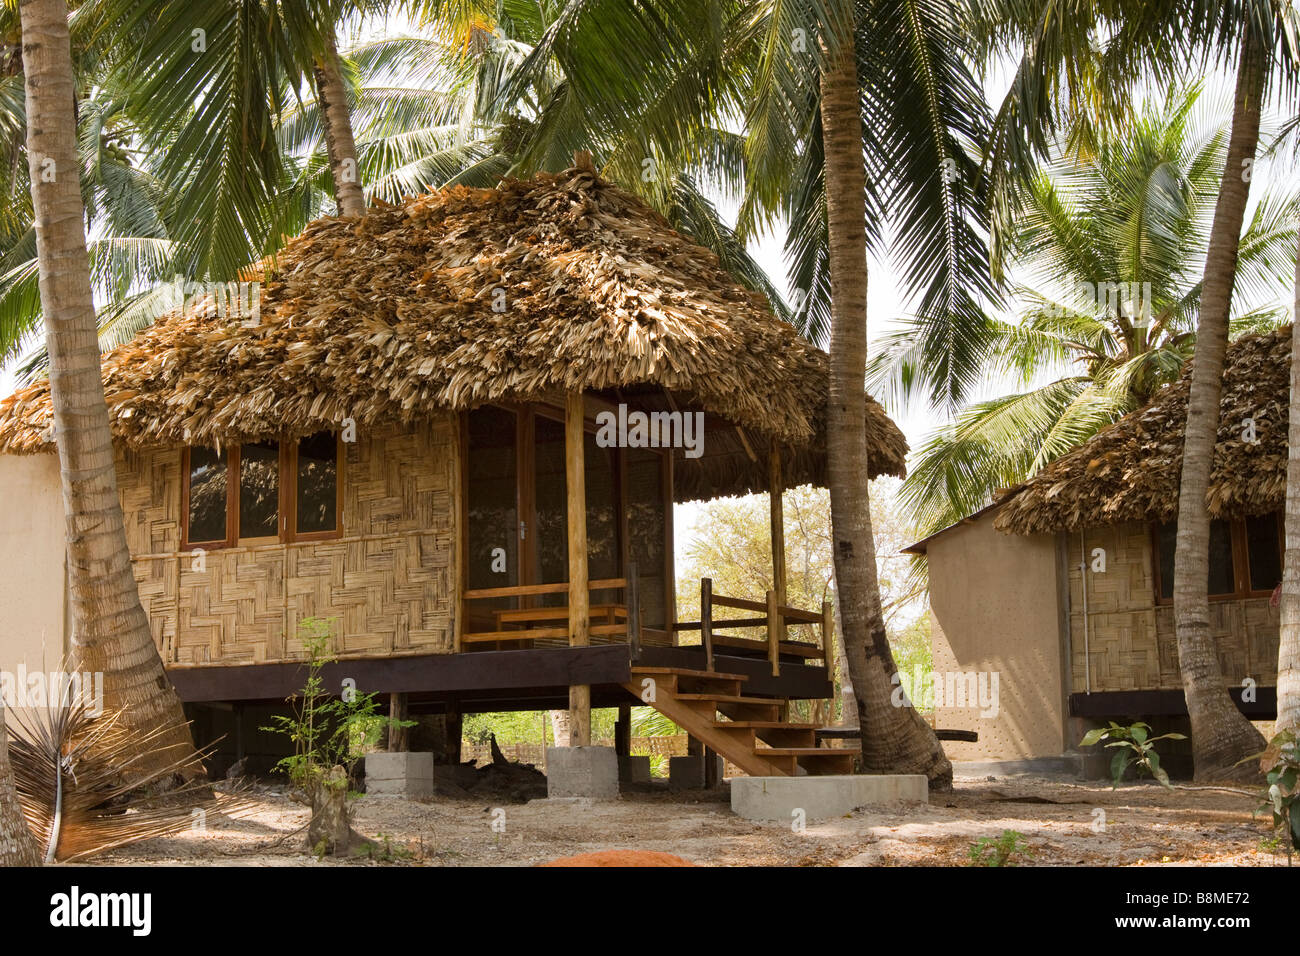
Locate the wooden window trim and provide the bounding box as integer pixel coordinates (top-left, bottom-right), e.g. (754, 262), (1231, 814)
(181, 445), (235, 551)
(234, 441), (280, 547)
(1151, 514), (1282, 605)
(181, 432), (344, 551)
(285, 433), (346, 544)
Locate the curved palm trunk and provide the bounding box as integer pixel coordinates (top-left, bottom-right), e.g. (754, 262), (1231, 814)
(1280, 240), (1300, 736)
(0, 705), (40, 866)
(20, 0), (196, 780)
(1171, 31), (1267, 778)
(314, 30), (365, 218)
(819, 35), (950, 787)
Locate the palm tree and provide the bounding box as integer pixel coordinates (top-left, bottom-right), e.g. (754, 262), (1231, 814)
(813, 10), (947, 784)
(537, 0), (991, 783)
(889, 89), (1298, 535)
(0, 705), (40, 866)
(19, 0), (195, 777)
(1168, 7), (1297, 780)
(903, 0), (1297, 780)
(1282, 233), (1300, 735)
(313, 26), (366, 218)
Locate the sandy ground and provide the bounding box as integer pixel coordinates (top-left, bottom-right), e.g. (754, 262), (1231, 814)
(90, 771), (1291, 867)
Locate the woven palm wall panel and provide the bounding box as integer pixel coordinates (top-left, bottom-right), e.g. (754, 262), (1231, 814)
(117, 416), (458, 666)
(1067, 521), (1278, 693)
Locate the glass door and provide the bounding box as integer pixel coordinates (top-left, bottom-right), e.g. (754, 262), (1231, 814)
(465, 406), (519, 631)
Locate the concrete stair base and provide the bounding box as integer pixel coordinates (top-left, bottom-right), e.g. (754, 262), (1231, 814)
(730, 774), (927, 821)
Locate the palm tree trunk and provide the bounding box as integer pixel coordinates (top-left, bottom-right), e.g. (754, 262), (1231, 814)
(1279, 239), (1300, 736)
(0, 705), (40, 866)
(1171, 30), (1267, 778)
(819, 32), (950, 787)
(313, 30), (365, 218)
(20, 0), (196, 780)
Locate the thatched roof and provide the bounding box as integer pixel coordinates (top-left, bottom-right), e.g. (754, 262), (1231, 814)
(994, 326), (1290, 535)
(0, 162), (905, 499)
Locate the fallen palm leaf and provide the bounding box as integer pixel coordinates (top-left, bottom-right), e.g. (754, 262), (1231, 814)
(6, 702), (257, 863)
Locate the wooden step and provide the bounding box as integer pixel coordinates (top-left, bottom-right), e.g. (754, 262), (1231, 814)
(674, 693), (780, 707)
(672, 693), (783, 722)
(756, 748), (857, 776)
(630, 666), (749, 682)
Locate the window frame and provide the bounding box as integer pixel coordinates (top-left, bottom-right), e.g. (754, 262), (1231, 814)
(285, 432), (346, 544)
(1150, 513), (1282, 604)
(181, 433), (344, 550)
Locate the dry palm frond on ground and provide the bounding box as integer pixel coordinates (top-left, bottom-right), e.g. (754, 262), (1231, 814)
(6, 703), (252, 863)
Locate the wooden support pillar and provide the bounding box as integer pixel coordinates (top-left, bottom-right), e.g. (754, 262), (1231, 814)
(565, 390), (591, 747)
(233, 703), (245, 761)
(387, 692), (409, 752)
(766, 588), (780, 677)
(821, 601), (834, 668)
(701, 577), (714, 673)
(627, 560), (641, 661)
(769, 438), (787, 604)
(446, 703), (462, 765)
(768, 439), (785, 678)
(704, 746), (720, 789)
(615, 703), (631, 757)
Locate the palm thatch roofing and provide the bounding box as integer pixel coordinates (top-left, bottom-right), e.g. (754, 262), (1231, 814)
(994, 326), (1290, 535)
(0, 161), (905, 500)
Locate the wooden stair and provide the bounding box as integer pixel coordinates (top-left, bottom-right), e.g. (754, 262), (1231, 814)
(623, 665), (856, 777)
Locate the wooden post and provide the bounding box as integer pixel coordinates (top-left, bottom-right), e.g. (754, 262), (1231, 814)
(701, 577), (714, 673)
(768, 439), (786, 661)
(627, 560), (641, 660)
(769, 439), (787, 604)
(446, 703), (462, 765)
(615, 703), (631, 757)
(821, 600), (834, 668)
(387, 693), (408, 751)
(565, 390), (591, 747)
(766, 588), (780, 677)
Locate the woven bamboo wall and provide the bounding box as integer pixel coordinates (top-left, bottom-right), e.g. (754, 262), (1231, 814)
(117, 418), (458, 666)
(1068, 521), (1279, 692)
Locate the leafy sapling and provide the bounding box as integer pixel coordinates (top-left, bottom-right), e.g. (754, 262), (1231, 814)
(1080, 721), (1186, 788)
(263, 617), (414, 855)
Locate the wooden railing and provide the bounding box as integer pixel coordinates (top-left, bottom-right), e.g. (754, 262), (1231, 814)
(673, 577), (832, 676)
(461, 563), (658, 656)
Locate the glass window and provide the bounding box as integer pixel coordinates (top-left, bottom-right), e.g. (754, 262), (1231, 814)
(239, 440), (280, 539)
(584, 431), (620, 606)
(533, 415), (568, 607)
(295, 432), (338, 534)
(1156, 518), (1235, 598)
(1246, 512), (1281, 592)
(1207, 519), (1235, 595)
(466, 408), (519, 624)
(187, 446), (228, 544)
(626, 448), (666, 629)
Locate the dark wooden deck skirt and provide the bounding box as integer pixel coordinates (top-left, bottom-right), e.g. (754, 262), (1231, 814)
(1068, 688), (1276, 720)
(168, 644), (833, 713)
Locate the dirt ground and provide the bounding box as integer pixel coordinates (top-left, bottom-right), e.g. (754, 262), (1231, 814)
(90, 769), (1291, 867)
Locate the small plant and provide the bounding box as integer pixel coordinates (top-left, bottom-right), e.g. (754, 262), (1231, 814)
(263, 618), (413, 855)
(1080, 721), (1186, 788)
(1252, 729), (1299, 866)
(356, 832), (414, 862)
(967, 829), (1032, 867)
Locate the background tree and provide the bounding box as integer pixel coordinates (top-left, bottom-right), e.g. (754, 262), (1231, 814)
(1169, 7), (1296, 780)
(918, 0), (1298, 779)
(19, 0), (195, 776)
(677, 479), (928, 726)
(888, 88), (1298, 534)
(1281, 231), (1300, 735)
